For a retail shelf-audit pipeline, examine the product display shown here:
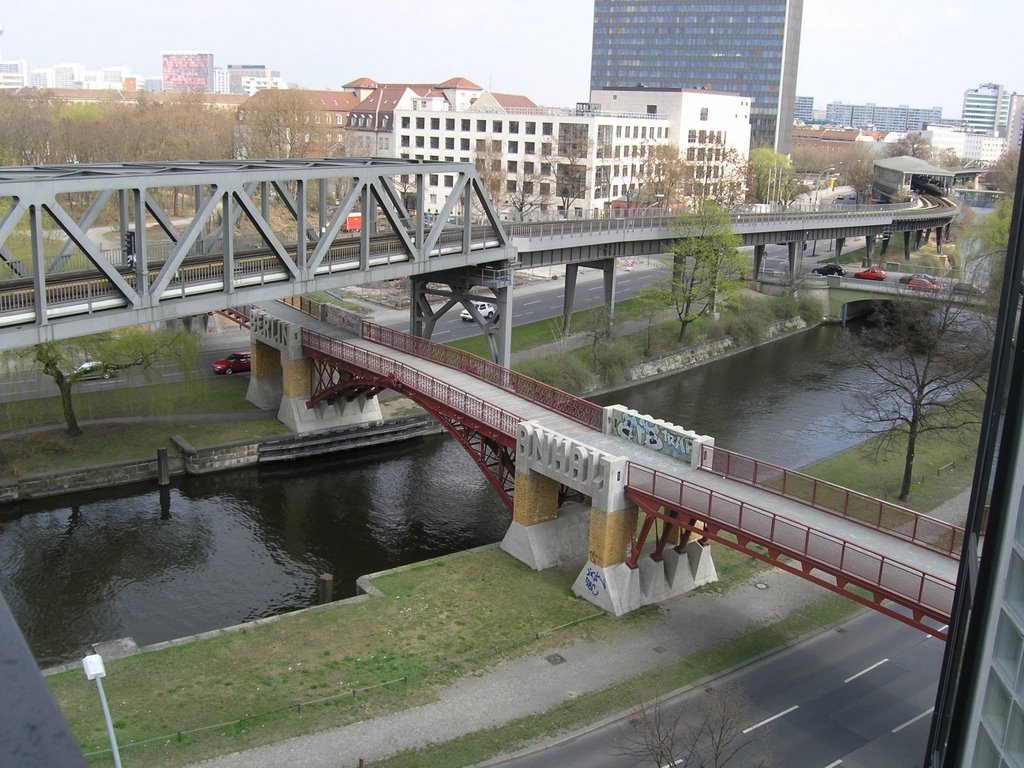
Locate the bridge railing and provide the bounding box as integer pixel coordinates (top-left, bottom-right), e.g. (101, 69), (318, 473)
(626, 462), (955, 618)
(700, 446), (963, 559)
(301, 328), (522, 438)
(361, 321), (604, 430)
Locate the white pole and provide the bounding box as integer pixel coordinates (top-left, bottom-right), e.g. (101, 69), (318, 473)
(94, 676), (123, 768)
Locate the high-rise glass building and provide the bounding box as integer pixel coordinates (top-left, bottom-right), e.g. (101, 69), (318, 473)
(590, 0), (804, 154)
(962, 83), (1011, 136)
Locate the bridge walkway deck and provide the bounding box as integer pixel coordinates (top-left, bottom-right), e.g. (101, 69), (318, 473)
(262, 301), (960, 600)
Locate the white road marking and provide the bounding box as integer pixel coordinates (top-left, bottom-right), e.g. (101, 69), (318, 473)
(742, 705), (799, 734)
(925, 625), (949, 639)
(521, 299), (542, 306)
(892, 707), (934, 733)
(844, 658), (889, 684)
(823, 761), (843, 768)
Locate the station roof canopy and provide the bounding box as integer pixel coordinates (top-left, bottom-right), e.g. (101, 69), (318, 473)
(874, 156), (956, 178)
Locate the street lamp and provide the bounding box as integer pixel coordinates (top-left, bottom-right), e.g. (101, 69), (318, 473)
(83, 654), (123, 768)
(814, 166), (836, 206)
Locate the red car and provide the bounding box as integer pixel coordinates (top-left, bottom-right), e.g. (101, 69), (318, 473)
(906, 277), (941, 291)
(212, 351), (251, 375)
(853, 267), (887, 280)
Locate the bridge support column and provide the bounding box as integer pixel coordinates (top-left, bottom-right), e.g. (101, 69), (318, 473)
(935, 226), (944, 254)
(864, 234), (876, 265)
(834, 237), (845, 261)
(753, 244), (766, 279)
(501, 471), (589, 570)
(601, 259), (617, 330)
(915, 229), (924, 250)
(246, 338), (282, 410)
(562, 264), (579, 336)
(903, 231), (912, 260)
(787, 241), (799, 278)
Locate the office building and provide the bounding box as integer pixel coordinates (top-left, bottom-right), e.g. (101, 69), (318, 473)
(162, 52), (215, 93)
(825, 101), (943, 132)
(794, 96), (814, 124)
(590, 0), (803, 154)
(962, 83), (1011, 136)
(0, 59), (27, 89)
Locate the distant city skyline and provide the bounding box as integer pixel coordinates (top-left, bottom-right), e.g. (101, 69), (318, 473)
(1, 0), (1018, 118)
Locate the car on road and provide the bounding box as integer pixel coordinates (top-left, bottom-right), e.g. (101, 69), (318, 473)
(953, 282), (984, 296)
(810, 264), (846, 277)
(74, 361), (113, 380)
(853, 267), (887, 280)
(211, 351), (251, 375)
(898, 272), (937, 285)
(905, 276), (942, 291)
(460, 300), (497, 321)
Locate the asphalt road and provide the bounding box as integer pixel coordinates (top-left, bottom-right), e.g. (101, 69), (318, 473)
(495, 610), (944, 768)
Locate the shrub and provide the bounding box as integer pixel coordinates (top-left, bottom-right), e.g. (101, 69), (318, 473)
(594, 338), (642, 387)
(797, 296), (822, 324)
(513, 354), (593, 392)
(768, 296), (798, 320)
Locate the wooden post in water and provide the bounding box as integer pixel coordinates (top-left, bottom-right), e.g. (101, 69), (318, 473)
(317, 573), (334, 605)
(157, 448), (170, 486)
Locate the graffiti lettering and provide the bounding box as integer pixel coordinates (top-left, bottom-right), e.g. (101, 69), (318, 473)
(585, 567), (607, 596)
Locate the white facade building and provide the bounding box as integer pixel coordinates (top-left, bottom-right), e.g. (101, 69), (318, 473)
(962, 83), (1011, 136)
(0, 59), (27, 89)
(923, 124), (1008, 165)
(343, 78), (750, 219)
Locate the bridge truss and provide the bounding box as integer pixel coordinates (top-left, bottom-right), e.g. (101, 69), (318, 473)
(0, 158), (513, 349)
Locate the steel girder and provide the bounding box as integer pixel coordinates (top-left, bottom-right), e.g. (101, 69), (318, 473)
(0, 159), (512, 350)
(307, 355), (517, 512)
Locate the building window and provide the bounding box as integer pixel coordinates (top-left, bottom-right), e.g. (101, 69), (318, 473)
(444, 175), (454, 187)
(541, 162), (551, 175)
(524, 161), (534, 173)
(526, 121), (536, 134)
(647, 104), (657, 115)
(688, 130), (697, 143)
(508, 140), (519, 154)
(540, 182), (550, 195)
(491, 159), (501, 171)
(401, 116), (410, 129)
(541, 143), (552, 156)
(506, 179), (517, 192)
(430, 137), (439, 149)
(476, 139), (486, 152)
(446, 118), (455, 130)
(431, 117), (440, 130)
(416, 136), (424, 148)
(492, 120), (503, 133)
(507, 160), (518, 173)
(416, 117), (425, 129)
(400, 135), (410, 147)
(525, 141), (535, 154)
(461, 138), (470, 151)
(509, 121), (519, 133)
(700, 107), (709, 121)
(461, 119), (470, 131)
(616, 125), (622, 138)
(492, 140), (502, 153)
(477, 119), (486, 132)
(445, 137), (455, 149)
(523, 181), (533, 194)
(429, 174), (439, 185)
(542, 122), (553, 136)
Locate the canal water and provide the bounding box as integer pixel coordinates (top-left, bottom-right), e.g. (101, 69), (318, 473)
(0, 324), (874, 668)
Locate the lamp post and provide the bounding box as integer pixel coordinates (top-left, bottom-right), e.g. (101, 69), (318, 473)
(814, 166), (836, 206)
(83, 654), (123, 768)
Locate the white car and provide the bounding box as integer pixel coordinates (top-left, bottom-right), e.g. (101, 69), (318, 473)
(460, 301), (497, 321)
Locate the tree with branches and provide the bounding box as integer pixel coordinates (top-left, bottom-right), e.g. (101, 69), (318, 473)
(551, 123), (592, 215)
(641, 201), (746, 341)
(618, 684), (767, 767)
(849, 296), (992, 500)
(13, 328), (197, 437)
(886, 132), (932, 161)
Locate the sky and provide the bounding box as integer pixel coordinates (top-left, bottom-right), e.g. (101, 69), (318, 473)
(1, 1), (1019, 120)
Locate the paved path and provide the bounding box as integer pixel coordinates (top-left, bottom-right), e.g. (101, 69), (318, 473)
(191, 566), (832, 768)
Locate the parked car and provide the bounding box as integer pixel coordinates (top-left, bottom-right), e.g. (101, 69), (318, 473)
(898, 272), (937, 285)
(905, 276), (941, 291)
(953, 282), (984, 296)
(211, 351), (251, 375)
(853, 267), (887, 280)
(74, 361), (113, 380)
(810, 264), (846, 277)
(460, 301), (497, 321)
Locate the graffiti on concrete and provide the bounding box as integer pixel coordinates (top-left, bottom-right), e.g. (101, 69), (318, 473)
(584, 566), (607, 597)
(608, 406), (705, 462)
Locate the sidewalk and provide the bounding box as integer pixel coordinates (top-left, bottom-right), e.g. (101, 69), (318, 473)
(191, 564), (831, 767)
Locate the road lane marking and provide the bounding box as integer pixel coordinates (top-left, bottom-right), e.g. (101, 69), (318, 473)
(823, 761), (843, 768)
(742, 705), (799, 733)
(844, 658), (889, 683)
(521, 299), (542, 306)
(926, 624), (949, 639)
(892, 707), (934, 733)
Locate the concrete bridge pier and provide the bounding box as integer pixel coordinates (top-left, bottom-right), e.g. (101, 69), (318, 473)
(864, 234), (877, 265)
(834, 237), (845, 261)
(787, 241), (800, 277)
(247, 308), (383, 433)
(903, 231), (913, 260)
(562, 259), (617, 336)
(753, 244), (766, 279)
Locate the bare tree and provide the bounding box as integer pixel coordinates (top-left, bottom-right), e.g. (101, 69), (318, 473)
(619, 684), (768, 767)
(886, 132), (933, 161)
(987, 148), (1020, 193)
(551, 123), (592, 215)
(640, 143), (689, 206)
(236, 90), (328, 159)
(505, 162), (548, 221)
(849, 296), (992, 501)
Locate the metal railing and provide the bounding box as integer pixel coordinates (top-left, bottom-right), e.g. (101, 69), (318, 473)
(302, 328), (523, 438)
(626, 462), (956, 617)
(700, 446), (964, 559)
(361, 321), (604, 430)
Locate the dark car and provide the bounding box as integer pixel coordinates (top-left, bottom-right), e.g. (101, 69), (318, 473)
(212, 351), (251, 375)
(953, 282), (984, 296)
(74, 361), (113, 381)
(853, 267), (887, 280)
(810, 264), (846, 277)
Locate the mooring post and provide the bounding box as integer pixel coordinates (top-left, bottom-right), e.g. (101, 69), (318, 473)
(157, 448), (170, 486)
(317, 573), (333, 605)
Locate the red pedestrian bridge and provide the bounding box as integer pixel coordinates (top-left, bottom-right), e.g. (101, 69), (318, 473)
(250, 299), (960, 639)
